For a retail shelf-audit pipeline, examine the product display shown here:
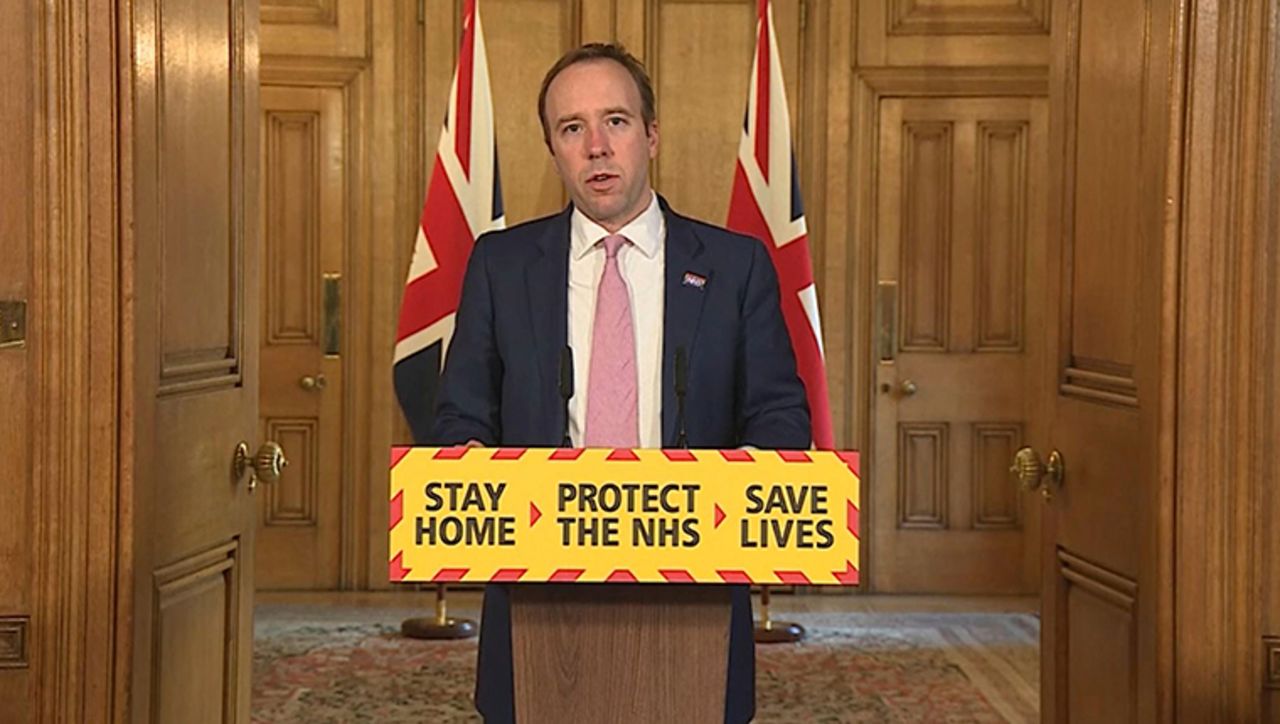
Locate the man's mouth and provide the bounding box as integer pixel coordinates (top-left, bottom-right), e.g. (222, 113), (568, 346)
(586, 172), (618, 191)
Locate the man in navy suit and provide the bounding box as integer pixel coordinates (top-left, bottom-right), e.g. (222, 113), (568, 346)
(430, 42), (810, 723)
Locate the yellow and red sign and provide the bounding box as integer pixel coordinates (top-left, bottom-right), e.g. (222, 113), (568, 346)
(389, 447), (860, 585)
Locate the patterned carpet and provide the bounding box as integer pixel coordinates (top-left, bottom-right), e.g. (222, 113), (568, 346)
(252, 608), (1038, 723)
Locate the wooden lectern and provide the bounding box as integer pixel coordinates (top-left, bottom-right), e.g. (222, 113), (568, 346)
(509, 583), (732, 723)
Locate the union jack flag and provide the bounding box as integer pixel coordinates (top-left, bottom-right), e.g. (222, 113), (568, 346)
(726, 0), (834, 449)
(395, 0), (505, 442)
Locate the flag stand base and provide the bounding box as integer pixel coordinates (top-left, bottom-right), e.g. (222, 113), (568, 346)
(400, 585), (478, 640)
(753, 586), (805, 644)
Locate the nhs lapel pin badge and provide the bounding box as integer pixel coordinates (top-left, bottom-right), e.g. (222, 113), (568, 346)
(682, 271), (707, 290)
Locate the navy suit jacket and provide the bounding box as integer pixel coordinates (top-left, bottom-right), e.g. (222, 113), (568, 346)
(430, 197), (811, 722)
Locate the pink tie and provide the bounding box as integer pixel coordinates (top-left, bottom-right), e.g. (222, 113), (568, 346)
(585, 234), (639, 447)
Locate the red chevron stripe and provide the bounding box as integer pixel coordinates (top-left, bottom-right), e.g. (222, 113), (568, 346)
(549, 569), (585, 582)
(606, 449), (640, 461)
(833, 560), (859, 585)
(390, 446), (412, 469)
(847, 499), (860, 539)
(717, 570), (754, 584)
(433, 446), (470, 460)
(777, 450), (812, 462)
(432, 568), (469, 582)
(389, 491), (404, 531)
(490, 568), (527, 582)
(606, 569), (638, 583)
(720, 450), (755, 462)
(662, 450), (697, 461)
(774, 570), (812, 585)
(491, 448), (526, 460)
(389, 552), (410, 582)
(659, 570), (695, 583)
(549, 448), (584, 461)
(837, 450), (860, 476)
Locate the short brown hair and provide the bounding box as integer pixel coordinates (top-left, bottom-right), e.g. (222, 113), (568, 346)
(537, 43), (656, 146)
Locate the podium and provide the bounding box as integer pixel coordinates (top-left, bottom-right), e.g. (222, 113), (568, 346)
(388, 446), (863, 720)
(510, 583), (732, 722)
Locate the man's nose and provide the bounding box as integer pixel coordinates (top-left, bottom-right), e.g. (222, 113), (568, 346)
(586, 123), (612, 158)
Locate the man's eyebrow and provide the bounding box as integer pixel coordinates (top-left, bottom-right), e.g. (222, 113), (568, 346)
(554, 112), (585, 128)
(555, 107), (636, 127)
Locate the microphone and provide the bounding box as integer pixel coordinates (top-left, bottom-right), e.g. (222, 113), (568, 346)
(675, 346), (688, 449)
(559, 346), (574, 448)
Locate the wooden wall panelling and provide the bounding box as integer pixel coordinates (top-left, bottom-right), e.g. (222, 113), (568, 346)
(262, 0), (367, 59)
(631, 0), (802, 225)
(419, 0), (584, 231)
(858, 0), (1051, 67)
(1263, 9), (1280, 716)
(369, 0), (427, 588)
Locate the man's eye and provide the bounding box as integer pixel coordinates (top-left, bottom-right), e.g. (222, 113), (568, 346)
(607, 116), (627, 127)
(562, 123), (582, 135)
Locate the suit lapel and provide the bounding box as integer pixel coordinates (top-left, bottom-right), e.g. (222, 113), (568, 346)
(526, 207), (572, 435)
(661, 201), (710, 446)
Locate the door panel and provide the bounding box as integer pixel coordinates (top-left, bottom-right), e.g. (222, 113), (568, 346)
(132, 0), (260, 721)
(873, 96), (1046, 593)
(1041, 0), (1178, 719)
(152, 544), (242, 724)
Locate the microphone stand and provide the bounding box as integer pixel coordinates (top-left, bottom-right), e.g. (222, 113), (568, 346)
(560, 346), (574, 448)
(674, 347), (689, 450)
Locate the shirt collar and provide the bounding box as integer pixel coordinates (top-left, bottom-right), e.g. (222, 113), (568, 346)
(570, 191), (664, 260)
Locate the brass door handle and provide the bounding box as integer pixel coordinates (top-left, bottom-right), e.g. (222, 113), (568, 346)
(299, 373), (328, 391)
(878, 379), (920, 397)
(234, 441), (289, 492)
(1011, 446), (1064, 500)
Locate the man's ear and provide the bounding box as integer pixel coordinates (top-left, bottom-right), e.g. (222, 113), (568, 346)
(647, 121), (660, 159)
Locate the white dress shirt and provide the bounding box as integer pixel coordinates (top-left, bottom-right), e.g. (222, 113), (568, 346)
(567, 192), (665, 447)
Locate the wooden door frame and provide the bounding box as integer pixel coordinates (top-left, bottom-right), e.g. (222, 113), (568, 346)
(25, 0), (132, 721)
(1174, 0), (1280, 719)
(848, 66), (1049, 590)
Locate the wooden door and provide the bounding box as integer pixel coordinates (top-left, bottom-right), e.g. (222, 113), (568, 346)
(1038, 0), (1180, 719)
(129, 0), (264, 721)
(255, 0), (378, 591)
(872, 96), (1047, 593)
(256, 81), (347, 590)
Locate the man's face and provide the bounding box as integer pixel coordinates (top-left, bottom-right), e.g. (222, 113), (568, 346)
(542, 59), (659, 232)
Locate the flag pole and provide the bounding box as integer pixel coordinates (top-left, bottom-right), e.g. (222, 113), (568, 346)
(394, 0), (495, 644)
